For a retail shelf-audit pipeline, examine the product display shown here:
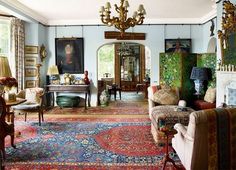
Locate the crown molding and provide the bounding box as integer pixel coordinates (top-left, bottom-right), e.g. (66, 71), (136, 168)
(0, 0), (217, 26)
(0, 0), (47, 24)
(200, 8), (217, 23)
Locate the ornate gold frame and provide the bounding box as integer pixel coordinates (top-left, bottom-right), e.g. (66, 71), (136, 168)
(218, 0), (236, 64)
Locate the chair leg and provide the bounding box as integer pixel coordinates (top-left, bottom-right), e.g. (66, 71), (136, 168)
(0, 149), (5, 170)
(24, 113), (27, 122)
(41, 109), (44, 122)
(10, 134), (16, 149)
(38, 111), (41, 126)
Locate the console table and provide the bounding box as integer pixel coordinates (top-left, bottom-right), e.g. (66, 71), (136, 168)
(45, 84), (91, 109)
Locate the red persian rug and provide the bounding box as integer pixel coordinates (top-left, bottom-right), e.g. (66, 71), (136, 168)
(4, 118), (183, 170)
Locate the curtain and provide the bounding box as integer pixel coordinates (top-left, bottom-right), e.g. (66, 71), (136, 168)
(10, 18), (25, 90)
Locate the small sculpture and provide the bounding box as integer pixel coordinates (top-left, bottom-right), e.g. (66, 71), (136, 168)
(84, 70), (90, 85)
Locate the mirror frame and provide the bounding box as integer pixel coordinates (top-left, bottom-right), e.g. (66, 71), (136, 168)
(218, 1), (236, 64)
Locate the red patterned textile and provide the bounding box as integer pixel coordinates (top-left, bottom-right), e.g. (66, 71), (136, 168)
(193, 99), (216, 110)
(150, 105), (194, 146)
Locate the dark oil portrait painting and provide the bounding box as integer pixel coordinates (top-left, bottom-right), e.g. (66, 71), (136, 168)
(56, 38), (84, 74)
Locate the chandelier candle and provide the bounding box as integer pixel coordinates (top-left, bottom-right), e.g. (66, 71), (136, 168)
(100, 0), (146, 37)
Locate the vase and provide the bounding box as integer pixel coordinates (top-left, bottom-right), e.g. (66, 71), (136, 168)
(99, 90), (109, 106)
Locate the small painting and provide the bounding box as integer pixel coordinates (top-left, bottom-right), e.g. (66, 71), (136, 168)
(25, 68), (37, 77)
(25, 45), (38, 54)
(25, 80), (36, 88)
(55, 38), (84, 74)
(25, 57), (37, 66)
(165, 39), (191, 53)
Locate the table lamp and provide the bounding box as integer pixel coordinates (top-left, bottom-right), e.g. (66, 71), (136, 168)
(0, 56), (17, 101)
(47, 65), (60, 84)
(190, 67), (209, 95)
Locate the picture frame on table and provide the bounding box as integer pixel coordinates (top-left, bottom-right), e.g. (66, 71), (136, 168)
(165, 39), (191, 53)
(25, 45), (39, 54)
(25, 68), (37, 77)
(55, 38), (84, 74)
(25, 80), (36, 88)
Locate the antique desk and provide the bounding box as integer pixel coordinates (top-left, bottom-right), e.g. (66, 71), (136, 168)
(45, 84), (91, 109)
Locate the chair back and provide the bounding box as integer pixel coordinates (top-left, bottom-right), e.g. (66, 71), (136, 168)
(189, 108), (236, 170)
(0, 96), (6, 121)
(25, 88), (44, 104)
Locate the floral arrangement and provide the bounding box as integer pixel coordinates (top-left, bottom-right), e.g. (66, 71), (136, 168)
(63, 73), (75, 85)
(0, 77), (18, 90)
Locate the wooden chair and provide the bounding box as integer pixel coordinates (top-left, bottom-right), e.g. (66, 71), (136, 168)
(12, 88), (44, 126)
(0, 96), (15, 169)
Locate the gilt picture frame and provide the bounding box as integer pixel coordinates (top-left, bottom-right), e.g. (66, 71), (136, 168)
(55, 38), (84, 74)
(25, 45), (38, 54)
(25, 68), (37, 77)
(25, 80), (36, 88)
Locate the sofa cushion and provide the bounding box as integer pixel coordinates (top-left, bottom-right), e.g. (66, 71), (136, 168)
(153, 88), (179, 105)
(204, 87), (216, 103)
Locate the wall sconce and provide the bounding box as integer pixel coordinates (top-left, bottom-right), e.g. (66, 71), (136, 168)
(40, 44), (47, 62)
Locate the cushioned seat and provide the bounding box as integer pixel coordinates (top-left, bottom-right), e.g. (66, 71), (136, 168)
(12, 88), (44, 126)
(193, 100), (216, 110)
(150, 105), (194, 146)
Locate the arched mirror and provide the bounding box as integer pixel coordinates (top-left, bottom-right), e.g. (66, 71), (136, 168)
(97, 42), (151, 100)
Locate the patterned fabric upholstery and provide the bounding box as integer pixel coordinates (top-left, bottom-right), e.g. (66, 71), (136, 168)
(172, 108), (236, 170)
(150, 105), (193, 146)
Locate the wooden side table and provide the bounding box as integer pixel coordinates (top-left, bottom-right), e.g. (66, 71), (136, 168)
(161, 128), (181, 170)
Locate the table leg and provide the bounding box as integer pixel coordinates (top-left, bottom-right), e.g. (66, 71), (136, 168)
(119, 90), (121, 100)
(114, 89), (117, 100)
(85, 93), (87, 110)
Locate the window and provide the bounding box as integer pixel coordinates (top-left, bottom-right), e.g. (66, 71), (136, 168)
(98, 44), (115, 80)
(0, 18), (10, 57)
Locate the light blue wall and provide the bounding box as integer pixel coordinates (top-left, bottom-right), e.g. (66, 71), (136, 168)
(22, 8), (220, 106)
(38, 23), (209, 106)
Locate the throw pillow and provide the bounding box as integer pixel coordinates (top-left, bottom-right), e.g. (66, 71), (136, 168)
(204, 87), (216, 103)
(153, 88), (179, 105)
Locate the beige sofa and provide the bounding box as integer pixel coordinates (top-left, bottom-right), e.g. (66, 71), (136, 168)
(172, 108), (236, 170)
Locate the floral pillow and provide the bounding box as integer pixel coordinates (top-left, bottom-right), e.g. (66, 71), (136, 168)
(153, 88), (179, 105)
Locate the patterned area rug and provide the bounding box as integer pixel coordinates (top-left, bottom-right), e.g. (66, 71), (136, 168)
(45, 101), (148, 115)
(5, 119), (182, 170)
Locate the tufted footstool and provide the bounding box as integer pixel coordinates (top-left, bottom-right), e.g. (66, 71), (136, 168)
(150, 105), (194, 146)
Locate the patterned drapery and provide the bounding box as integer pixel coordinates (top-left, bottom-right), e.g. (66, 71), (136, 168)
(10, 18), (25, 90)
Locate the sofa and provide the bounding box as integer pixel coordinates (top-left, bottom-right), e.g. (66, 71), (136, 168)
(172, 108), (236, 170)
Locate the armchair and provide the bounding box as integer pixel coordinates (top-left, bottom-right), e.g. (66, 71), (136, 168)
(12, 88), (44, 126)
(148, 85), (180, 118)
(172, 108), (236, 170)
(0, 96), (15, 169)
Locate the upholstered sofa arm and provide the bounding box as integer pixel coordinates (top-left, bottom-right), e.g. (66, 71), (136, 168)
(174, 123), (194, 141)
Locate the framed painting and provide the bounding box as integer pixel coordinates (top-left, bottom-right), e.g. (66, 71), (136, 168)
(25, 56), (37, 66)
(25, 45), (38, 54)
(55, 38), (84, 74)
(165, 39), (191, 53)
(25, 80), (36, 88)
(25, 68), (37, 77)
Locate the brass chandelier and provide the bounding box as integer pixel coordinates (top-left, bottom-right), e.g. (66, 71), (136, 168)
(99, 0), (146, 37)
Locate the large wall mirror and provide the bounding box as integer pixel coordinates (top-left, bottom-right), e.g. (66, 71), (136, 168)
(97, 42), (151, 95)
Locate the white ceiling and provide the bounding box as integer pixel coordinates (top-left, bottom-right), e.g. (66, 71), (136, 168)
(2, 0), (216, 25)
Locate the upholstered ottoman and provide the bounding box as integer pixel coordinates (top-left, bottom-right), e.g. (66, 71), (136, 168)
(150, 105), (194, 146)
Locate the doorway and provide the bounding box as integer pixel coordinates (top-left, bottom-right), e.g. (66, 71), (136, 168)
(97, 42), (151, 102)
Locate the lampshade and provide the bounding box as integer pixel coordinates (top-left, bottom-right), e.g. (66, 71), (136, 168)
(190, 67), (208, 80)
(47, 65), (59, 75)
(0, 56), (12, 77)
